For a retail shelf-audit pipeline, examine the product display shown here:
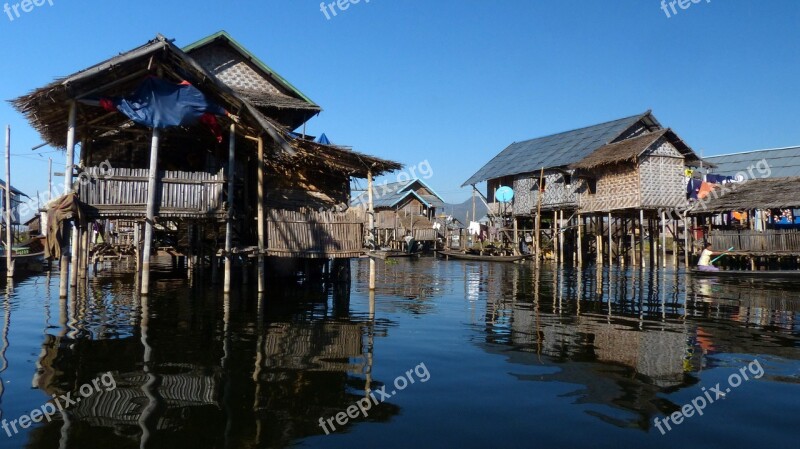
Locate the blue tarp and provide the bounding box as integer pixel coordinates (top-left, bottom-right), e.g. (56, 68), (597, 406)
(105, 77), (226, 129)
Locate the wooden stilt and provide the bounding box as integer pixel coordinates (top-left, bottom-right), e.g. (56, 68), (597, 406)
(224, 124), (236, 294)
(141, 128), (161, 295)
(672, 219), (678, 267)
(661, 211), (667, 268)
(60, 102), (77, 297)
(256, 137), (266, 293)
(4, 126), (13, 278)
(79, 225), (89, 279)
(639, 209), (645, 268)
(550, 211), (561, 263)
(134, 221), (141, 275)
(577, 214), (583, 266)
(69, 226), (80, 287)
(630, 219), (636, 267)
(683, 217), (690, 269)
(368, 169), (376, 290)
(607, 212), (612, 267)
(513, 216), (519, 256)
(596, 216), (603, 265)
(558, 210), (564, 263)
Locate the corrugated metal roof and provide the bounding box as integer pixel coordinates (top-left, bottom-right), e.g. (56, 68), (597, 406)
(462, 111), (653, 186)
(705, 146), (800, 178)
(351, 179), (445, 209)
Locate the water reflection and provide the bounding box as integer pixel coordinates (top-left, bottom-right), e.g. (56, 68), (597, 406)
(17, 268), (399, 448)
(0, 257), (796, 448)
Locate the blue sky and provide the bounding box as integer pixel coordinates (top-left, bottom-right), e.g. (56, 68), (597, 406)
(0, 0), (798, 209)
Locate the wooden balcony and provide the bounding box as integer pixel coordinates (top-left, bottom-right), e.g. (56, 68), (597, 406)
(79, 167), (226, 219)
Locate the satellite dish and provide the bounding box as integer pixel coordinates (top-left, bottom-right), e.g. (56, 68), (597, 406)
(495, 186), (514, 203)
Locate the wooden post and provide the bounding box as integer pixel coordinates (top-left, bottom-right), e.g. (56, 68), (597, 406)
(639, 209), (645, 268)
(535, 168), (544, 260)
(513, 216), (519, 255)
(141, 128), (161, 295)
(683, 216), (690, 269)
(552, 211), (558, 262)
(577, 214), (583, 266)
(79, 225), (89, 279)
(245, 135), (266, 293)
(134, 222), (141, 274)
(596, 217), (603, 265)
(368, 169), (376, 290)
(559, 210), (564, 263)
(224, 124), (235, 293)
(672, 218), (678, 267)
(607, 212), (612, 267)
(661, 211), (667, 268)
(60, 102), (77, 297)
(631, 219), (636, 267)
(4, 126), (12, 278)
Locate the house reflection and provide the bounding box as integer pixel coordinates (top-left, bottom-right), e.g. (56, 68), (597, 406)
(26, 277), (398, 448)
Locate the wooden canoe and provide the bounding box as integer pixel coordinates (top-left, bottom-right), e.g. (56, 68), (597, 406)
(689, 269), (800, 278)
(437, 250), (532, 263)
(368, 250), (422, 260)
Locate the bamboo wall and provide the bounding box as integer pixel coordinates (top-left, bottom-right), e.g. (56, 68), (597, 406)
(266, 208), (365, 258)
(79, 167), (226, 218)
(578, 138), (686, 213)
(710, 229), (800, 254)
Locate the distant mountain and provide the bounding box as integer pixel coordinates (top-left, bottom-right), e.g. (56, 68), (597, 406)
(438, 198), (488, 225)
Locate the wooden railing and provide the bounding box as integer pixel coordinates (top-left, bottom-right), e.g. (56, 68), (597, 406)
(266, 209), (365, 258)
(710, 230), (800, 254)
(79, 167), (226, 218)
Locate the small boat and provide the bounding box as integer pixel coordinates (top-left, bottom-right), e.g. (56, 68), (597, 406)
(0, 237), (47, 274)
(689, 269), (800, 278)
(367, 250), (422, 260)
(437, 250), (532, 263)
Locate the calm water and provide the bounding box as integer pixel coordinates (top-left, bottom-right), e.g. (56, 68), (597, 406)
(0, 258), (798, 448)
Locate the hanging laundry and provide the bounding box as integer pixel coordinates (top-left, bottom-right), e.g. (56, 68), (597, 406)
(697, 181), (717, 200)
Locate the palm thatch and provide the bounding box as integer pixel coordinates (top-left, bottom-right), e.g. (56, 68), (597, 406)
(570, 128), (702, 170)
(9, 34), (400, 178)
(690, 177), (800, 214)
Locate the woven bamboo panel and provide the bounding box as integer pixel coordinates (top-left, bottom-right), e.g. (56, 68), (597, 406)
(266, 208), (365, 258)
(639, 140), (686, 208)
(79, 166), (225, 218)
(578, 166), (641, 213)
(190, 43), (283, 95)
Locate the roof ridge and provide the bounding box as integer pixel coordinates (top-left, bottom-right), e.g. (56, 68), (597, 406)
(510, 111), (650, 146)
(706, 145), (800, 159)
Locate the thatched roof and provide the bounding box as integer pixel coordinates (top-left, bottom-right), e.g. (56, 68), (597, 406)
(689, 177), (800, 214)
(9, 33), (400, 178)
(571, 128), (702, 170)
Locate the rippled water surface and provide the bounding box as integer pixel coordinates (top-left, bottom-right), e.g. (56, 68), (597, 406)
(0, 258), (798, 448)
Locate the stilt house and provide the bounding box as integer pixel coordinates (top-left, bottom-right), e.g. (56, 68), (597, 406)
(12, 32), (400, 290)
